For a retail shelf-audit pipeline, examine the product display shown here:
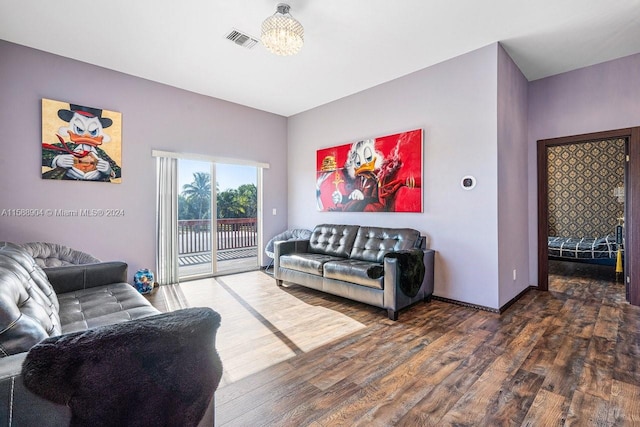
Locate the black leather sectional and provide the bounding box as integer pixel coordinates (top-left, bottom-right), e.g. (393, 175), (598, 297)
(0, 242), (220, 426)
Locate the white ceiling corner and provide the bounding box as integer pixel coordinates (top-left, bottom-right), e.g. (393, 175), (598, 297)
(1, 0), (640, 117)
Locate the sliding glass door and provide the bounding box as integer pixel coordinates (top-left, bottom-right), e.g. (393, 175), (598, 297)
(177, 159), (259, 279)
(178, 159), (213, 278)
(215, 163), (259, 274)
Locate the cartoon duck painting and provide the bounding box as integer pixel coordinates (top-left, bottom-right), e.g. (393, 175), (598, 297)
(42, 102), (121, 182)
(332, 139), (385, 211)
(317, 130), (422, 212)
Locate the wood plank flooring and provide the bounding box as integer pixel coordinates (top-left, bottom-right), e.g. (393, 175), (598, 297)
(150, 261), (640, 426)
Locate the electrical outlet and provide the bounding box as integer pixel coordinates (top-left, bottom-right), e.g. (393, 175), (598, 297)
(513, 269), (517, 281)
(272, 208), (277, 215)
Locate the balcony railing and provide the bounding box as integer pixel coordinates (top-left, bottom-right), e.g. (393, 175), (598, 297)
(178, 218), (257, 255)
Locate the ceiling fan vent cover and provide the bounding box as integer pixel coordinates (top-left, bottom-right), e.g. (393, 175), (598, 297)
(225, 29), (259, 49)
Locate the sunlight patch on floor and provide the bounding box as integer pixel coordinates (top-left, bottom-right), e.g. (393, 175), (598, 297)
(179, 271), (366, 387)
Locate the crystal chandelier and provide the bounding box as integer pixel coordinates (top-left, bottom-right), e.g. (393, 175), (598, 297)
(261, 3), (304, 56)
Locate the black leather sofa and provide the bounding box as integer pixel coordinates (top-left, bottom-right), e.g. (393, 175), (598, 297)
(0, 242), (221, 426)
(274, 224), (435, 320)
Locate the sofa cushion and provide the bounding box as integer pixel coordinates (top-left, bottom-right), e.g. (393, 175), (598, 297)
(0, 242), (62, 357)
(279, 253), (344, 276)
(58, 283), (160, 334)
(323, 259), (384, 290)
(349, 226), (421, 263)
(309, 224), (359, 258)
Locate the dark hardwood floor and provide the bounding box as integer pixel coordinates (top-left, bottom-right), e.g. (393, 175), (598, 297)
(149, 261), (640, 426)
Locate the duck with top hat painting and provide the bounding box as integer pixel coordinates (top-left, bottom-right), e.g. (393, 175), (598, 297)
(41, 99), (122, 182)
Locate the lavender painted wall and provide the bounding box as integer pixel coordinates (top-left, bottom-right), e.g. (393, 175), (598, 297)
(497, 44), (529, 306)
(527, 52), (640, 285)
(288, 44), (501, 308)
(0, 40), (288, 276)
(9, 35), (632, 307)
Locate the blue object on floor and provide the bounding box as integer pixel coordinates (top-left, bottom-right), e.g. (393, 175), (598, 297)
(133, 269), (155, 294)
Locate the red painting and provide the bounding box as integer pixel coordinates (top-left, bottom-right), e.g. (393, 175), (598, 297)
(316, 129), (422, 212)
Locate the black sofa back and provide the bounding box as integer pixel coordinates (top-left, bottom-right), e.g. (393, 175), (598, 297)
(307, 224), (422, 262)
(350, 226), (421, 262)
(0, 242), (62, 356)
(309, 224), (359, 257)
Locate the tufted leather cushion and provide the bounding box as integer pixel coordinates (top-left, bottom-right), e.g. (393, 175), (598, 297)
(18, 242), (101, 268)
(0, 242), (62, 357)
(58, 283), (161, 334)
(308, 224), (359, 258)
(349, 226), (421, 263)
(323, 259), (384, 289)
(279, 253), (344, 276)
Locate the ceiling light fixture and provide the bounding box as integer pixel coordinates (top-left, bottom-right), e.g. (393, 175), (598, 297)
(261, 3), (304, 56)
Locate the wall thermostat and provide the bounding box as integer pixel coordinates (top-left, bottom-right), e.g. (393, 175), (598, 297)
(461, 175), (476, 190)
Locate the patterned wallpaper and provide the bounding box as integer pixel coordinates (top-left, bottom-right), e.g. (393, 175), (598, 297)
(547, 139), (625, 238)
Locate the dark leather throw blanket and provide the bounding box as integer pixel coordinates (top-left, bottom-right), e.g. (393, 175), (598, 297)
(22, 307), (222, 427)
(385, 249), (426, 298)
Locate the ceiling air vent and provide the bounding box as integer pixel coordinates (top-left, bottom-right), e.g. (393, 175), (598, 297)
(225, 29), (259, 49)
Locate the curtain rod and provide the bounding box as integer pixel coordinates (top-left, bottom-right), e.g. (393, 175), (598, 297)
(151, 149), (270, 169)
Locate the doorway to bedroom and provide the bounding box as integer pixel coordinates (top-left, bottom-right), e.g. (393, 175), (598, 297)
(537, 127), (640, 305)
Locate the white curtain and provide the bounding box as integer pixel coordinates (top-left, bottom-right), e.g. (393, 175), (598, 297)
(156, 156), (179, 285)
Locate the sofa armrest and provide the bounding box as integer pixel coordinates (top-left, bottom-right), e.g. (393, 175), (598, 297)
(20, 307), (221, 426)
(274, 239), (310, 257)
(0, 353), (72, 426)
(383, 249), (435, 319)
(421, 249), (435, 296)
(44, 261), (128, 294)
(0, 353), (216, 427)
(274, 239), (310, 279)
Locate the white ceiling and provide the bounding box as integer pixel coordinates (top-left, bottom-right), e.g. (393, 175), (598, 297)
(2, 1), (640, 117)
